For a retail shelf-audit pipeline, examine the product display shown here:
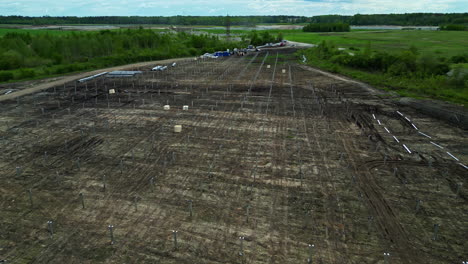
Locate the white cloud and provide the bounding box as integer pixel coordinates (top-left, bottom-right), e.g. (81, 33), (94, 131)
(0, 0), (466, 16)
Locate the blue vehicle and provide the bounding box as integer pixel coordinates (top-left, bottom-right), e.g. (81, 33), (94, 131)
(214, 51), (230, 57)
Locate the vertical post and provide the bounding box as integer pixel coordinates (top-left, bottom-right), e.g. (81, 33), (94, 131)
(133, 196), (138, 211)
(172, 230), (178, 250)
(455, 183), (462, 197)
(188, 200), (193, 217)
(432, 224), (439, 241)
(102, 175), (106, 192)
(367, 216), (373, 235)
(415, 199), (421, 214)
(239, 236), (245, 256)
(76, 158), (80, 171)
(300, 167), (303, 187)
(150, 176), (155, 189)
(47, 220), (53, 237)
(28, 189), (33, 208)
(108, 225), (115, 245)
(16, 167), (22, 177)
(384, 253), (390, 264)
(79, 193), (85, 209)
(307, 244), (314, 264)
(246, 204), (250, 223)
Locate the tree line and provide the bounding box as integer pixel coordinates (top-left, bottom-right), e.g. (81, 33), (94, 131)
(302, 41), (468, 103)
(0, 16), (308, 26)
(309, 13), (468, 26)
(440, 24), (467, 31)
(0, 13), (466, 26)
(303, 23), (350, 32)
(0, 29), (241, 82)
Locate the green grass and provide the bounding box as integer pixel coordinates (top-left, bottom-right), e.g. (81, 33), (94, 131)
(284, 30), (468, 57)
(298, 51), (468, 106)
(197, 28), (467, 58)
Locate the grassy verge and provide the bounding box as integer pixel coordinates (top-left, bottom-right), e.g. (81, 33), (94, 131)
(298, 49), (467, 106)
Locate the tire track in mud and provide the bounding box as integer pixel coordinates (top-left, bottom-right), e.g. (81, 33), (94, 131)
(2, 55), (248, 263)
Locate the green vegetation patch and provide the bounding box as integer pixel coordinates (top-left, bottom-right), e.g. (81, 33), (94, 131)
(0, 29), (243, 83)
(299, 41), (468, 105)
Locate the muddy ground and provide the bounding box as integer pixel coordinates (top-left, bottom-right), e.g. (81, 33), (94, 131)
(0, 48), (466, 264)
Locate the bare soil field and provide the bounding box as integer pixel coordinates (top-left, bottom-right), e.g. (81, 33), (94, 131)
(0, 48), (466, 264)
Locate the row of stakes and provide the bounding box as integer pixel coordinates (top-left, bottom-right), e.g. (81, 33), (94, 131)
(44, 220), (400, 264)
(29, 190), (407, 263)
(10, 60), (463, 262)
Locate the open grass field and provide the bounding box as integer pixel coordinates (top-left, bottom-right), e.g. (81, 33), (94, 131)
(285, 30), (468, 57)
(198, 28), (467, 58)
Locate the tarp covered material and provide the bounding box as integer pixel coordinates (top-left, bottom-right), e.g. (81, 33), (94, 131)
(105, 71), (143, 78)
(107, 71), (142, 75)
(78, 72), (108, 83)
(201, 53), (218, 59)
(214, 51), (230, 57)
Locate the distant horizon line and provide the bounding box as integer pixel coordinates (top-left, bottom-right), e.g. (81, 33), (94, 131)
(1, 12), (467, 18)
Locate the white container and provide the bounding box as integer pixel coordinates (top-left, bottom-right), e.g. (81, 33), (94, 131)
(109, 89), (115, 94)
(183, 105), (189, 111)
(282, 69), (286, 74)
(267, 65), (271, 69)
(164, 105), (170, 110)
(174, 125), (182, 133)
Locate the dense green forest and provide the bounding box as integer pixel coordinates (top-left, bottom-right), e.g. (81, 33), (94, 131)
(309, 13), (468, 26)
(0, 13), (467, 26)
(303, 23), (350, 32)
(440, 24), (467, 31)
(300, 41), (468, 104)
(0, 16), (307, 26)
(0, 29), (241, 82)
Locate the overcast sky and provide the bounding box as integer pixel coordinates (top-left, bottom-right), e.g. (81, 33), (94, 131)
(1, 0), (467, 16)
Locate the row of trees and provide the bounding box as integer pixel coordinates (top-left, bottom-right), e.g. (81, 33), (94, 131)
(0, 16), (309, 26)
(440, 24), (467, 31)
(0, 29), (241, 82)
(0, 13), (466, 26)
(248, 31), (283, 46)
(301, 41), (467, 104)
(303, 23), (350, 32)
(309, 13), (468, 26)
(311, 41), (456, 78)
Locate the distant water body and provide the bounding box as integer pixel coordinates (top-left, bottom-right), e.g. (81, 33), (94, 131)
(199, 25), (440, 31)
(351, 25), (439, 30)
